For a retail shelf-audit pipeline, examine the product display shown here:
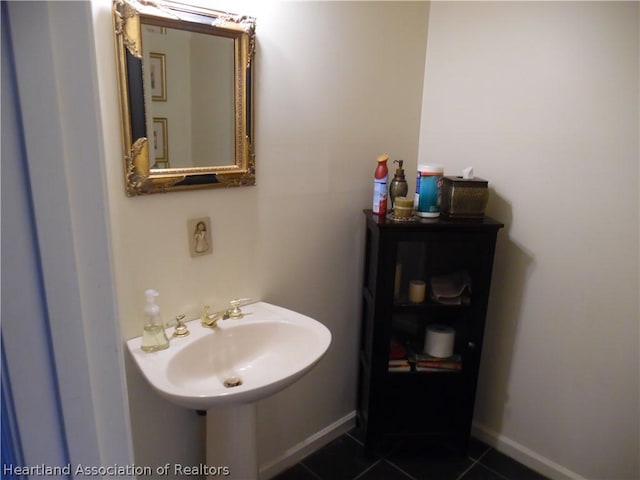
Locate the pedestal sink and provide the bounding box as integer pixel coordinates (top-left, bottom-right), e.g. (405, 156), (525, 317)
(126, 301), (331, 479)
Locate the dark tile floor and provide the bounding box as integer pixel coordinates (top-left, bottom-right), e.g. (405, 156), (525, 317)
(272, 428), (549, 480)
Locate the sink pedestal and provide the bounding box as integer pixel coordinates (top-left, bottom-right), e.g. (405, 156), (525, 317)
(206, 404), (258, 480)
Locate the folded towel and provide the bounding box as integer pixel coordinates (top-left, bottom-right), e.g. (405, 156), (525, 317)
(430, 271), (471, 305)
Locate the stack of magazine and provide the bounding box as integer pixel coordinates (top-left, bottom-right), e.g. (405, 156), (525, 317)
(413, 353), (462, 372)
(388, 337), (410, 372)
(389, 339), (462, 373)
(407, 344), (462, 372)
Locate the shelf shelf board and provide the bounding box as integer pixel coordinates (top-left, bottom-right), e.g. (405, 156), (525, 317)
(387, 367), (463, 376)
(393, 300), (472, 311)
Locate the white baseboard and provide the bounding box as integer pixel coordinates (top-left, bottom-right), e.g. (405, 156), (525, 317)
(259, 415), (587, 480)
(259, 411), (357, 480)
(471, 422), (586, 480)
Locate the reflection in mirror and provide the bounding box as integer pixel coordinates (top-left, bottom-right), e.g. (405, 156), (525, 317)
(142, 26), (235, 169)
(113, 0), (256, 195)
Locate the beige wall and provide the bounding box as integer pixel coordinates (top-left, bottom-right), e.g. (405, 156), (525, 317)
(419, 2), (639, 479)
(94, 0), (429, 475)
(191, 35), (234, 168)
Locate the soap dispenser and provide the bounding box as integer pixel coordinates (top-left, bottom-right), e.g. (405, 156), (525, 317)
(141, 289), (169, 352)
(389, 159), (408, 210)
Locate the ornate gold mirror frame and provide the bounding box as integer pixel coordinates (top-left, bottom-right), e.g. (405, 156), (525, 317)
(113, 0), (256, 195)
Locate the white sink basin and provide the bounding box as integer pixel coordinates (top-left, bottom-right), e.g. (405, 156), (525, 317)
(126, 302), (331, 410)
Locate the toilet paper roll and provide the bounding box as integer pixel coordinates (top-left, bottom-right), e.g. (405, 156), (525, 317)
(424, 324), (455, 358)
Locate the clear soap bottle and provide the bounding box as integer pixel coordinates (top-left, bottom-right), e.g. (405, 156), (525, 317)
(141, 289), (169, 352)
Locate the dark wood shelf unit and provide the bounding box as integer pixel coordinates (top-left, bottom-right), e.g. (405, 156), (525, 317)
(357, 209), (503, 456)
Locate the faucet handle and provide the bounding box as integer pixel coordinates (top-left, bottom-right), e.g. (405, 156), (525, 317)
(228, 298), (250, 319)
(171, 314), (189, 337)
(230, 298), (251, 306)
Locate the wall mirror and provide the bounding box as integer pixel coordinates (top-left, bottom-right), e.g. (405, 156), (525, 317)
(113, 0), (256, 195)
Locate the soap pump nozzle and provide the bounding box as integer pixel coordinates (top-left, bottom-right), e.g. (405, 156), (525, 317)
(144, 289), (159, 317)
(389, 159), (408, 210)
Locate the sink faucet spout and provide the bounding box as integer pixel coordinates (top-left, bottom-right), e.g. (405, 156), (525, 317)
(201, 305), (232, 328)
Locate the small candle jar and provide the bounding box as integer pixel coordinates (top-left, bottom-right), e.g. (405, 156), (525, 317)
(394, 196), (414, 218)
(408, 280), (426, 303)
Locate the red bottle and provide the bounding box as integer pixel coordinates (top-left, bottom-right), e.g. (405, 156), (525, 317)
(372, 154), (389, 215)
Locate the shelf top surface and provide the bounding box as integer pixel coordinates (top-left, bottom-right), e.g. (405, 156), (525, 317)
(364, 209), (504, 231)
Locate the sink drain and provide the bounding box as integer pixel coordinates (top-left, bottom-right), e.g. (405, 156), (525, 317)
(223, 377), (243, 388)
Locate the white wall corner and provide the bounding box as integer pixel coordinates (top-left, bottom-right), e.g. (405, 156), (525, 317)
(472, 422), (587, 480)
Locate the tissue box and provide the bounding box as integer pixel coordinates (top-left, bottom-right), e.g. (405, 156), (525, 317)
(440, 176), (489, 218)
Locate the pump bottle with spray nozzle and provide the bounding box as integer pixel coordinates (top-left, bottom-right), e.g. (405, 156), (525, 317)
(372, 154), (389, 215)
(141, 289), (170, 352)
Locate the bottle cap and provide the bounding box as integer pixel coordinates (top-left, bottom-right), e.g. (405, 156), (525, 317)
(420, 164), (444, 175)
